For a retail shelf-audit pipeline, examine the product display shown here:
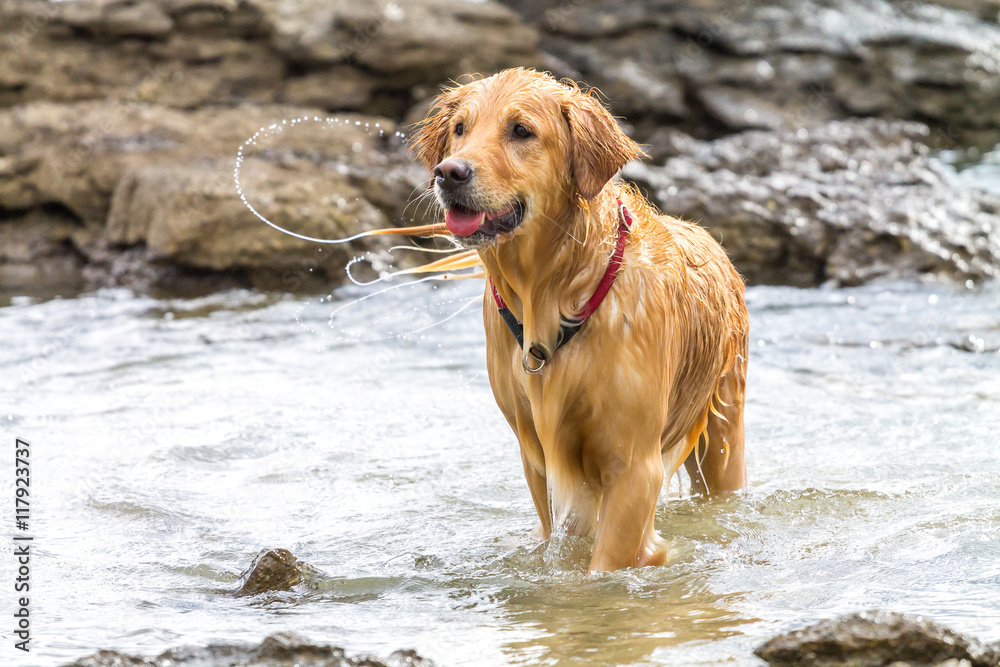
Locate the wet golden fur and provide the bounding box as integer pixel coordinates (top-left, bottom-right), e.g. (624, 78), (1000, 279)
(413, 68), (749, 572)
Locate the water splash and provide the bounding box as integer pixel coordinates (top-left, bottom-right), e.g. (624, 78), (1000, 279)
(234, 114), (484, 345)
(233, 115), (408, 244)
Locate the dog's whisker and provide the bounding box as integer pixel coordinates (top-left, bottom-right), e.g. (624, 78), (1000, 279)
(401, 186), (435, 222)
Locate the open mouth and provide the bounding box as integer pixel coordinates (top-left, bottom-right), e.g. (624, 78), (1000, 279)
(444, 201), (524, 239)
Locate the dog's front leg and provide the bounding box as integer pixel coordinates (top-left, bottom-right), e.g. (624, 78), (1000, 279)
(514, 405), (552, 539)
(589, 450), (667, 572)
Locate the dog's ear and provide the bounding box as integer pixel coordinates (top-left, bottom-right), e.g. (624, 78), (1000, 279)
(562, 91), (644, 200)
(410, 85), (468, 169)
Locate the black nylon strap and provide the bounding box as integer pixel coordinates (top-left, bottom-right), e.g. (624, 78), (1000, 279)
(497, 308), (524, 348)
(497, 310), (584, 362)
(554, 319), (583, 351)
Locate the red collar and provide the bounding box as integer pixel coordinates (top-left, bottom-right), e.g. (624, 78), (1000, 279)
(488, 200), (633, 373)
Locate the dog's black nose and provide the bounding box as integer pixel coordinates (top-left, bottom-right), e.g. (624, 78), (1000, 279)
(434, 159), (472, 190)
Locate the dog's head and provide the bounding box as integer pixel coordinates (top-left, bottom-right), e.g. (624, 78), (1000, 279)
(411, 68), (642, 248)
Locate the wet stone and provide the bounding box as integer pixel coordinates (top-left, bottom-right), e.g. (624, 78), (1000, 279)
(754, 610), (1000, 667)
(62, 631), (437, 666)
(235, 547), (323, 597)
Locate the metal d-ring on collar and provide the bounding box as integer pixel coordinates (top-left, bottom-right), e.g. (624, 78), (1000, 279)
(489, 200), (633, 374)
(522, 345), (547, 374)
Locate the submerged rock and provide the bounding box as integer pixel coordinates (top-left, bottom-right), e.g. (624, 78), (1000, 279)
(235, 548), (323, 596)
(755, 610), (1000, 667)
(624, 119), (1000, 286)
(63, 631), (435, 666)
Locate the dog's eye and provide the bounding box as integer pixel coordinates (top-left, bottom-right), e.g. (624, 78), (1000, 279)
(512, 124), (533, 140)
(454, 123), (465, 137)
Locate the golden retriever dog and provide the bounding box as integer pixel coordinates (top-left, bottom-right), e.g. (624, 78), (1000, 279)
(412, 68), (749, 572)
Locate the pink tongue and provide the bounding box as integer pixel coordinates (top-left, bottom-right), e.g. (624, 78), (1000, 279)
(445, 209), (485, 237)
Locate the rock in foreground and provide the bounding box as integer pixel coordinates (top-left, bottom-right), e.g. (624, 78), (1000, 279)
(625, 119), (1000, 286)
(755, 610), (1000, 667)
(63, 632), (435, 667)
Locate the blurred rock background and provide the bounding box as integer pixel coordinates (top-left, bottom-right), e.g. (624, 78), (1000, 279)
(1, 0), (998, 292)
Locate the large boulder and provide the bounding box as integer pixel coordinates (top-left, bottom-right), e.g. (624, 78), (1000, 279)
(624, 119), (1000, 286)
(0, 102), (432, 290)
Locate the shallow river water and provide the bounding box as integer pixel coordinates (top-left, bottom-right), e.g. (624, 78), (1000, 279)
(1, 274), (999, 666)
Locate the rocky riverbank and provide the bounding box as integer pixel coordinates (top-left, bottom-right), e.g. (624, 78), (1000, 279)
(0, 101), (429, 291)
(0, 0), (536, 292)
(2, 0), (999, 292)
(503, 0), (1000, 145)
(626, 119), (1000, 286)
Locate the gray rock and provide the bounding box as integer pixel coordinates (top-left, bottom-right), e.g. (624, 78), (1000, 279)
(923, 0), (1000, 22)
(502, 0), (1000, 144)
(754, 609), (1000, 666)
(0, 207), (88, 291)
(624, 119), (1000, 286)
(62, 631), (435, 666)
